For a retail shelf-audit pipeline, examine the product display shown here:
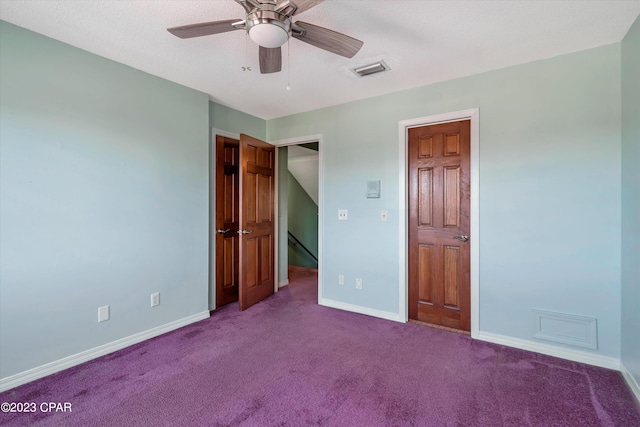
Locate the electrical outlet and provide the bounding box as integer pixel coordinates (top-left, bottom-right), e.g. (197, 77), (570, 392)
(356, 278), (363, 290)
(98, 305), (110, 322)
(338, 274), (344, 285)
(151, 292), (160, 307)
(338, 209), (348, 220)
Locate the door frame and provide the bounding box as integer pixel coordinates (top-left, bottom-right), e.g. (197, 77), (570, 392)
(398, 109), (479, 338)
(270, 134), (323, 303)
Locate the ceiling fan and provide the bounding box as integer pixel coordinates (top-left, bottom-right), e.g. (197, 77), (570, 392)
(167, 0), (363, 74)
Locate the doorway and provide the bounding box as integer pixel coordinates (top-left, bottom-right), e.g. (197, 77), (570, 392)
(272, 134), (323, 301)
(286, 143), (319, 271)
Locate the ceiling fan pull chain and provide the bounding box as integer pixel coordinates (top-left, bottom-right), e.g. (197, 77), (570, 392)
(286, 39), (291, 90)
(242, 33), (251, 72)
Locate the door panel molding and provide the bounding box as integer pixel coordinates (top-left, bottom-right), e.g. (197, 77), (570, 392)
(398, 109), (479, 338)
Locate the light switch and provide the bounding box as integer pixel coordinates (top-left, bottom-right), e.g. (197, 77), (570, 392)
(380, 210), (388, 221)
(98, 305), (110, 322)
(338, 210), (348, 220)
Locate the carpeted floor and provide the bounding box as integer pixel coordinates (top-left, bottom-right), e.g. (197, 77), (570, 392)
(1, 267), (639, 426)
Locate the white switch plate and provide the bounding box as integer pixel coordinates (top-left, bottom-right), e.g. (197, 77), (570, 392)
(356, 278), (363, 290)
(98, 305), (110, 322)
(380, 210), (388, 222)
(338, 210), (348, 220)
(338, 275), (344, 285)
(151, 292), (160, 307)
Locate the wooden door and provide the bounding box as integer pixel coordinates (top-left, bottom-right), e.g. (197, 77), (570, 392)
(408, 120), (471, 331)
(238, 134), (275, 311)
(215, 135), (240, 307)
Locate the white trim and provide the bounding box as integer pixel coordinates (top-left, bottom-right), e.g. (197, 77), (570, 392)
(270, 134), (323, 303)
(274, 143), (280, 293)
(320, 298), (402, 323)
(278, 279), (290, 288)
(398, 109), (480, 337)
(270, 134), (322, 146)
(0, 311), (210, 393)
(476, 331), (620, 370)
(212, 128), (240, 140)
(621, 362), (640, 404)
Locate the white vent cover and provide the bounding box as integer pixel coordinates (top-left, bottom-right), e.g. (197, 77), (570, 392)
(532, 309), (597, 349)
(352, 60), (390, 77)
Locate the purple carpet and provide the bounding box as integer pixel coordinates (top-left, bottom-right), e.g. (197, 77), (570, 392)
(1, 268), (639, 426)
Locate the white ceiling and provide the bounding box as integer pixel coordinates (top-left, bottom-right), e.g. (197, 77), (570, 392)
(1, 1), (639, 120)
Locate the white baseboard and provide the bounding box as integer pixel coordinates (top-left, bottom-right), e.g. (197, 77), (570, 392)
(320, 298), (402, 323)
(0, 311), (210, 393)
(278, 279), (289, 288)
(476, 331), (620, 370)
(620, 362), (640, 404)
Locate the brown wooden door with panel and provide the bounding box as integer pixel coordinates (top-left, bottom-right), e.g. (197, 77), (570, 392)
(215, 135), (240, 307)
(238, 134), (275, 311)
(408, 120), (471, 331)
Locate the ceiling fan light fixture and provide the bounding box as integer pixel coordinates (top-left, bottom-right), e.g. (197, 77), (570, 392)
(245, 9), (291, 48)
(249, 22), (289, 48)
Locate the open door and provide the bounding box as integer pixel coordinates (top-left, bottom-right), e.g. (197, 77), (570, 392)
(238, 134), (275, 311)
(215, 135), (240, 308)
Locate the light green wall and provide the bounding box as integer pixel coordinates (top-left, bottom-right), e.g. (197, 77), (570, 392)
(267, 44), (623, 358)
(209, 101), (266, 140)
(287, 172), (318, 268)
(621, 16), (640, 387)
(0, 21), (210, 378)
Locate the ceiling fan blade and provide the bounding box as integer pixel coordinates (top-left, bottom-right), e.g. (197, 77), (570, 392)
(167, 19), (241, 39)
(288, 0), (324, 15)
(293, 21), (362, 58)
(259, 46), (282, 74)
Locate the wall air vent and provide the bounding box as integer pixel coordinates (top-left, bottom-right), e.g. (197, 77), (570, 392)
(352, 60), (390, 77)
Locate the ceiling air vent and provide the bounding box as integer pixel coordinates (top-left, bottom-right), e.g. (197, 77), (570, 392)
(352, 60), (389, 77)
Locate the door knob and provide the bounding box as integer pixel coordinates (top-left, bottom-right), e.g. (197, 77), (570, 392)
(237, 229), (253, 235)
(217, 229), (230, 234)
(453, 235), (469, 242)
